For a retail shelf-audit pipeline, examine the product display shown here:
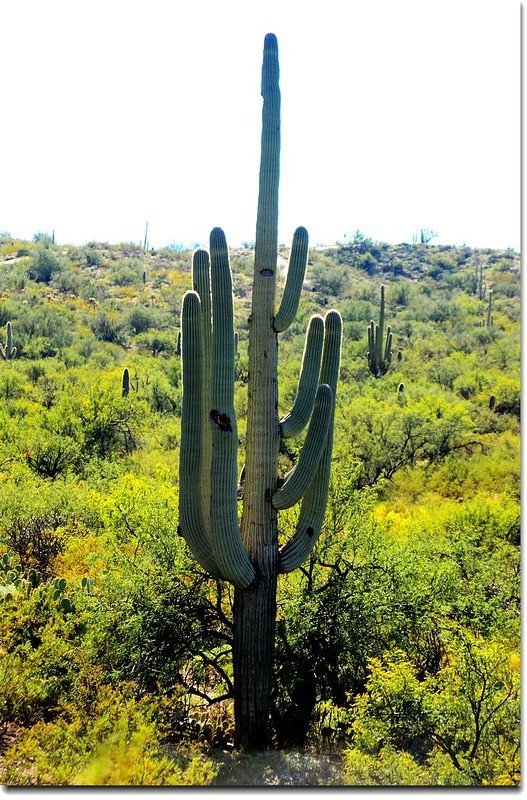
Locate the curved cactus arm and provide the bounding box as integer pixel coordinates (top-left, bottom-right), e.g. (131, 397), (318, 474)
(209, 228), (255, 588)
(279, 310), (342, 573)
(179, 291), (222, 578)
(384, 327), (393, 369)
(192, 248), (213, 527)
(1, 322), (16, 360)
(274, 226), (309, 332)
(280, 314), (324, 438)
(272, 383), (333, 511)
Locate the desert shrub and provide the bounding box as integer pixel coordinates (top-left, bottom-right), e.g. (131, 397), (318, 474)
(135, 330), (179, 357)
(90, 312), (125, 344)
(343, 636), (520, 786)
(126, 306), (157, 335)
(1, 685), (218, 786)
(28, 248), (63, 284)
(16, 305), (75, 357)
(84, 247), (103, 268)
(0, 368), (25, 400)
(24, 431), (81, 480)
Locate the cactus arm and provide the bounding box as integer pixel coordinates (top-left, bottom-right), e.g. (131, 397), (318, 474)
(279, 310), (342, 573)
(272, 383), (333, 511)
(1, 322), (16, 360)
(209, 228), (255, 587)
(384, 327), (393, 366)
(280, 314), (324, 438)
(179, 291), (223, 578)
(273, 226), (309, 332)
(192, 248), (213, 527)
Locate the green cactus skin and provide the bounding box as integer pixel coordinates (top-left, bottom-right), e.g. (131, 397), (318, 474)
(272, 383), (333, 510)
(122, 368), (130, 397)
(486, 290), (494, 328)
(278, 310), (342, 573)
(280, 315), (324, 439)
(274, 226), (309, 332)
(0, 322), (17, 360)
(178, 33), (341, 750)
(367, 285), (393, 377)
(209, 228), (255, 586)
(179, 291), (223, 579)
(474, 258), (486, 300)
(192, 248), (213, 533)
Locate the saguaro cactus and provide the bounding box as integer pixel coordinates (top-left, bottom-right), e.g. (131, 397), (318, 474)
(367, 284), (393, 377)
(0, 322), (16, 360)
(122, 367), (131, 397)
(485, 290), (494, 328)
(178, 34), (341, 749)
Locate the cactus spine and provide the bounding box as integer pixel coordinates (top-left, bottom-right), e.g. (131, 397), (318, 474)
(178, 34), (341, 749)
(367, 284), (393, 377)
(0, 322), (16, 360)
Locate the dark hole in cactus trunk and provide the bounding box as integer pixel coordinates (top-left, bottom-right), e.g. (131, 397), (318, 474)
(306, 526), (315, 538)
(210, 409), (233, 432)
(259, 268), (274, 276)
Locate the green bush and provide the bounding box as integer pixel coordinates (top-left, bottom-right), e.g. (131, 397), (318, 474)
(28, 247), (63, 284)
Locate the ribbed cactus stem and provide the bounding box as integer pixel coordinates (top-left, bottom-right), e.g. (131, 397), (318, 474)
(192, 248), (213, 529)
(273, 383), (333, 510)
(0, 322), (16, 360)
(377, 284), (386, 364)
(179, 291), (222, 578)
(274, 226), (309, 332)
(241, 32), (281, 560)
(367, 285), (393, 377)
(280, 314), (324, 438)
(279, 310), (342, 573)
(486, 290), (493, 327)
(209, 228), (255, 587)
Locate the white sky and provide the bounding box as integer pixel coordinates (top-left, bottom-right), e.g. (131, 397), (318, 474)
(0, 0), (520, 251)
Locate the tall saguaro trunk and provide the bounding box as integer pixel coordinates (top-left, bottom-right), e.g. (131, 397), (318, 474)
(178, 33), (342, 751)
(233, 35), (281, 749)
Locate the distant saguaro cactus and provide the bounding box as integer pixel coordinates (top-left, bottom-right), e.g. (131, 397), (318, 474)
(486, 290), (494, 328)
(122, 368), (131, 397)
(178, 34), (341, 750)
(367, 284), (393, 377)
(0, 322), (17, 360)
